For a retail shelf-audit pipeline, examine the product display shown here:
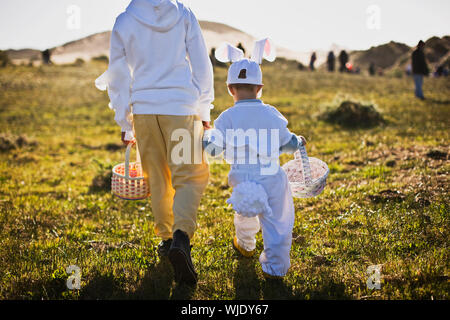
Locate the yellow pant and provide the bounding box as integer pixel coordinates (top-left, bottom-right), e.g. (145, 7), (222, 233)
(133, 114), (209, 240)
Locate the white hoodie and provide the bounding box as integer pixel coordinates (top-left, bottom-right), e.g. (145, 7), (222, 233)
(96, 0), (214, 135)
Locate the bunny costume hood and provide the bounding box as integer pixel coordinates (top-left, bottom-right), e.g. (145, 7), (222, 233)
(95, 0), (214, 138)
(215, 38), (276, 86)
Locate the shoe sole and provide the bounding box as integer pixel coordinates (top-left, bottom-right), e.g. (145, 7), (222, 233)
(168, 248), (198, 286)
(233, 237), (255, 258)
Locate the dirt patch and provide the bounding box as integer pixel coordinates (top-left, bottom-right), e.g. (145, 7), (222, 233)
(0, 134), (38, 152)
(89, 170), (112, 193)
(368, 190), (406, 203)
(321, 101), (385, 128)
(426, 149), (448, 160)
(104, 143), (122, 152)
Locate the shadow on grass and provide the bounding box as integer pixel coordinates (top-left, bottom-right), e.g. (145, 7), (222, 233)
(232, 254), (352, 299)
(289, 269), (352, 300)
(132, 258), (196, 300)
(131, 258), (174, 299)
(79, 272), (127, 299)
(427, 98), (450, 105)
(233, 257), (261, 300)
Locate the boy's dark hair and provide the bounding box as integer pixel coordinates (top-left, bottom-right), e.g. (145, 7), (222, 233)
(228, 83), (259, 91)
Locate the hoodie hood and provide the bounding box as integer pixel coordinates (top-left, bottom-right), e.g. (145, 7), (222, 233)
(126, 0), (181, 32)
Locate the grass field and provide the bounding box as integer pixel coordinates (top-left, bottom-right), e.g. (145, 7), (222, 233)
(0, 60), (449, 300)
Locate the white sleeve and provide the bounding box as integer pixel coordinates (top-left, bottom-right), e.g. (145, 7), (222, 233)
(95, 19), (133, 133)
(269, 106), (294, 146)
(185, 9), (214, 122)
(213, 112), (229, 145)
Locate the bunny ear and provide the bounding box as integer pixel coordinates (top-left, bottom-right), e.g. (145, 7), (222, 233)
(251, 38), (276, 64)
(215, 42), (245, 63)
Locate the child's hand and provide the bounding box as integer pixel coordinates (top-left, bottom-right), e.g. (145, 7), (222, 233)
(122, 132), (136, 146)
(298, 136), (307, 146)
(202, 121), (212, 130)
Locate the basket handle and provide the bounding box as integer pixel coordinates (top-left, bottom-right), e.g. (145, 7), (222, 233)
(294, 144), (312, 186)
(124, 141), (140, 179)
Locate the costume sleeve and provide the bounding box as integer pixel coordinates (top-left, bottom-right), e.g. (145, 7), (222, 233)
(280, 134), (303, 154)
(185, 9), (215, 122)
(203, 129), (225, 157)
(268, 106), (295, 146)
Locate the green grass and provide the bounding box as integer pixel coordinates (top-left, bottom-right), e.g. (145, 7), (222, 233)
(0, 60), (449, 300)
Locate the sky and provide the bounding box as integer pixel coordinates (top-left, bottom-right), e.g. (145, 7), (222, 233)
(0, 0), (449, 52)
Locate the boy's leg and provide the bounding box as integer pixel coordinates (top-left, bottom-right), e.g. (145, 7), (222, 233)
(413, 74), (424, 98)
(234, 213), (260, 253)
(257, 171), (295, 277)
(133, 115), (175, 241)
(227, 170), (260, 256)
(160, 115), (210, 239)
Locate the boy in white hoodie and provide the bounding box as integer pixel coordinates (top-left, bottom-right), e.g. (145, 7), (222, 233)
(96, 0), (214, 285)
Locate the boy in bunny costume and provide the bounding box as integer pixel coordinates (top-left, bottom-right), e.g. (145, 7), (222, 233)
(95, 0), (213, 285)
(204, 40), (305, 278)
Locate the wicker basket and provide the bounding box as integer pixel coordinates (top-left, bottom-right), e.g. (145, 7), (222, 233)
(282, 145), (329, 198)
(111, 143), (150, 200)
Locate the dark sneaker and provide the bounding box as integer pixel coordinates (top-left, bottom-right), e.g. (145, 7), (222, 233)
(157, 239), (173, 257)
(168, 230), (198, 286)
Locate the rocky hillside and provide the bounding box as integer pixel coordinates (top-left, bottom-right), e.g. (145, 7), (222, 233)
(6, 20), (303, 65)
(350, 36), (450, 73)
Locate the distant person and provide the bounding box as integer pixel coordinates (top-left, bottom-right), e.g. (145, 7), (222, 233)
(405, 64), (412, 76)
(210, 47), (226, 69)
(237, 42), (246, 55)
(297, 62), (305, 71)
(345, 62), (353, 73)
(210, 47), (217, 67)
(42, 49), (52, 65)
(369, 62), (376, 76)
(326, 51), (335, 72)
(309, 52), (317, 71)
(411, 40), (429, 100)
(433, 65), (448, 77)
(338, 50), (349, 72)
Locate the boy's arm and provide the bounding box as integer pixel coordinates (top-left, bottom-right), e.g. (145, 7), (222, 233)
(185, 9), (214, 122)
(109, 25), (133, 137)
(202, 114), (229, 156)
(267, 106), (307, 153)
(280, 135), (307, 154)
(203, 129), (225, 157)
(95, 16), (133, 142)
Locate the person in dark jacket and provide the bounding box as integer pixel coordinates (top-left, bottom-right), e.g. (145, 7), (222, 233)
(327, 51), (335, 72)
(369, 62), (376, 76)
(42, 49), (52, 65)
(338, 50), (349, 72)
(412, 40), (429, 100)
(309, 52), (317, 71)
(237, 42), (246, 55)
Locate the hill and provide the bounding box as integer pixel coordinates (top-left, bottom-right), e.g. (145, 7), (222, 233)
(350, 41), (411, 70)
(5, 20), (304, 65)
(350, 36), (450, 73)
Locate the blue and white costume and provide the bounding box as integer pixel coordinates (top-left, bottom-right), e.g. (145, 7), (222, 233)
(204, 99), (302, 277)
